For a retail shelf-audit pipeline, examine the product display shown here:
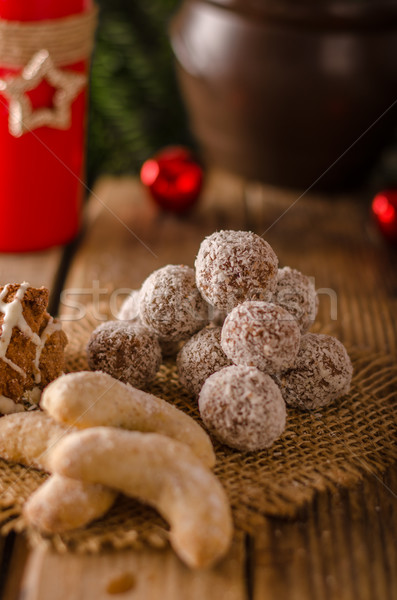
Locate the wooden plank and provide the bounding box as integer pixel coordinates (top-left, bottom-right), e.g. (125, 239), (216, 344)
(0, 534), (7, 598)
(21, 537), (246, 600)
(0, 247), (63, 294)
(251, 465), (397, 600)
(14, 173), (396, 600)
(1, 536), (29, 600)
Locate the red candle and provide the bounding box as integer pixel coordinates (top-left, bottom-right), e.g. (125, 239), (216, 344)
(0, 0), (93, 251)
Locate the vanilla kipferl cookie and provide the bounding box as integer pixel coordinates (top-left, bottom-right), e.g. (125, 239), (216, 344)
(195, 230), (278, 311)
(24, 474), (116, 534)
(41, 371), (215, 468)
(0, 412), (68, 471)
(50, 427), (233, 569)
(0, 412), (117, 532)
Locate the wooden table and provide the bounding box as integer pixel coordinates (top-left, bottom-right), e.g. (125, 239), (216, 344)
(0, 173), (396, 600)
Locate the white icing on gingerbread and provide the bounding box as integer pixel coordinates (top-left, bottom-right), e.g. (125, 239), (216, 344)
(0, 282), (40, 377)
(33, 317), (62, 383)
(0, 282), (60, 385)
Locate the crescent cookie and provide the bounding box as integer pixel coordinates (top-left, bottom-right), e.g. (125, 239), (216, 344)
(41, 371), (215, 468)
(23, 474), (116, 534)
(0, 411), (68, 471)
(50, 427), (233, 569)
(0, 412), (117, 532)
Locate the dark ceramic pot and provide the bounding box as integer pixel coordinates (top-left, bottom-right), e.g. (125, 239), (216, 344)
(171, 0), (397, 190)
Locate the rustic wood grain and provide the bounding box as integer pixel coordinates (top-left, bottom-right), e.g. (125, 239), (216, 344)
(21, 537), (246, 600)
(1, 173), (396, 600)
(251, 467), (397, 600)
(1, 536), (29, 600)
(0, 534), (7, 598)
(0, 248), (64, 296)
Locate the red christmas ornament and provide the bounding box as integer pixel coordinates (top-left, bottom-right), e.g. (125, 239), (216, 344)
(371, 190), (397, 243)
(140, 146), (203, 213)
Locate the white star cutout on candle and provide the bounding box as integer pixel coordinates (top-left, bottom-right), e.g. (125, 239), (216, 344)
(0, 49), (86, 137)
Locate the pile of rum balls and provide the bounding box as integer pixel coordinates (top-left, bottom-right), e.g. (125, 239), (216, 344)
(87, 230), (353, 452)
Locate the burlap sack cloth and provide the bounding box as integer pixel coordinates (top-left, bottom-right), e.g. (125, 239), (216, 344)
(0, 310), (395, 554)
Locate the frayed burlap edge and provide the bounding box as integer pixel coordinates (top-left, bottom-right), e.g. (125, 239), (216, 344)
(0, 312), (395, 554)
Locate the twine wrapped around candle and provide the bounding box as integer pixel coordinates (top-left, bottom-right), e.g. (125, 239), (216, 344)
(0, 6), (98, 69)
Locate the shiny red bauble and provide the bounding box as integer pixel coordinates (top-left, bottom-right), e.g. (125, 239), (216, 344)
(140, 146), (203, 213)
(371, 190), (397, 243)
